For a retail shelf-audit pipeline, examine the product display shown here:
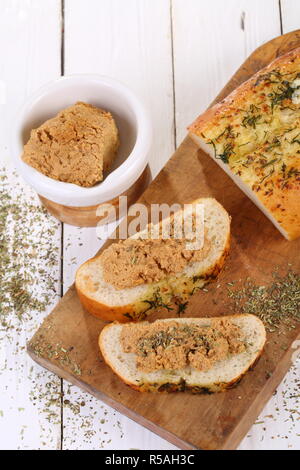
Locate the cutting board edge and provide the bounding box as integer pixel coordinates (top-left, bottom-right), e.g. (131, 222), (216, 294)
(27, 333), (299, 450)
(218, 339), (300, 450)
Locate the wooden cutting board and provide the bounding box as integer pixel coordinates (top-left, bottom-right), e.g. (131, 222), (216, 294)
(28, 30), (300, 450)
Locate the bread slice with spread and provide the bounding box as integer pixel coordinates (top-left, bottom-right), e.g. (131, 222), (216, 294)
(99, 314), (266, 393)
(76, 198), (230, 322)
(189, 48), (300, 240)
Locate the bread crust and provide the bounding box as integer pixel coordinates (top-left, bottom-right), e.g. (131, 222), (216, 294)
(76, 285), (136, 323)
(189, 47), (300, 135)
(257, 169), (300, 241)
(75, 230), (230, 323)
(99, 314), (266, 394)
(189, 47), (300, 240)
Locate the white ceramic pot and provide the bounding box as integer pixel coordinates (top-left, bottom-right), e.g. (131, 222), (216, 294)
(12, 74), (152, 209)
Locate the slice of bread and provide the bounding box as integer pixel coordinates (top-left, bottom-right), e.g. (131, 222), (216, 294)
(99, 314), (266, 393)
(75, 198), (231, 322)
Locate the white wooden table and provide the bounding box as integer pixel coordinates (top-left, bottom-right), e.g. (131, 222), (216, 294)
(0, 0), (299, 450)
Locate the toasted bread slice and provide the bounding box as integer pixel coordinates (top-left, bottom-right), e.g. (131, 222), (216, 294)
(99, 314), (266, 393)
(76, 198), (230, 322)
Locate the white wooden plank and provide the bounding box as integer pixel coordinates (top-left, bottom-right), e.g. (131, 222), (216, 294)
(281, 0), (300, 33)
(64, 0), (174, 177)
(239, 362), (300, 450)
(172, 0), (281, 144)
(0, 172), (63, 451)
(0, 0), (62, 450)
(62, 0), (177, 450)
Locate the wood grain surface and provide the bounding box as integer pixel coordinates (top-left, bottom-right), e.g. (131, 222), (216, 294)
(27, 30), (300, 450)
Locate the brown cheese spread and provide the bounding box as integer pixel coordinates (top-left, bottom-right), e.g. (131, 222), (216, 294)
(120, 319), (245, 373)
(101, 235), (210, 290)
(22, 102), (119, 187)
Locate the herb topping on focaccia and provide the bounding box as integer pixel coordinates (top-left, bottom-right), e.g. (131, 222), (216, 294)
(189, 49), (300, 240)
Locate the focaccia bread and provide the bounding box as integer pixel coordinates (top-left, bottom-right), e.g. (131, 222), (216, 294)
(189, 48), (300, 240)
